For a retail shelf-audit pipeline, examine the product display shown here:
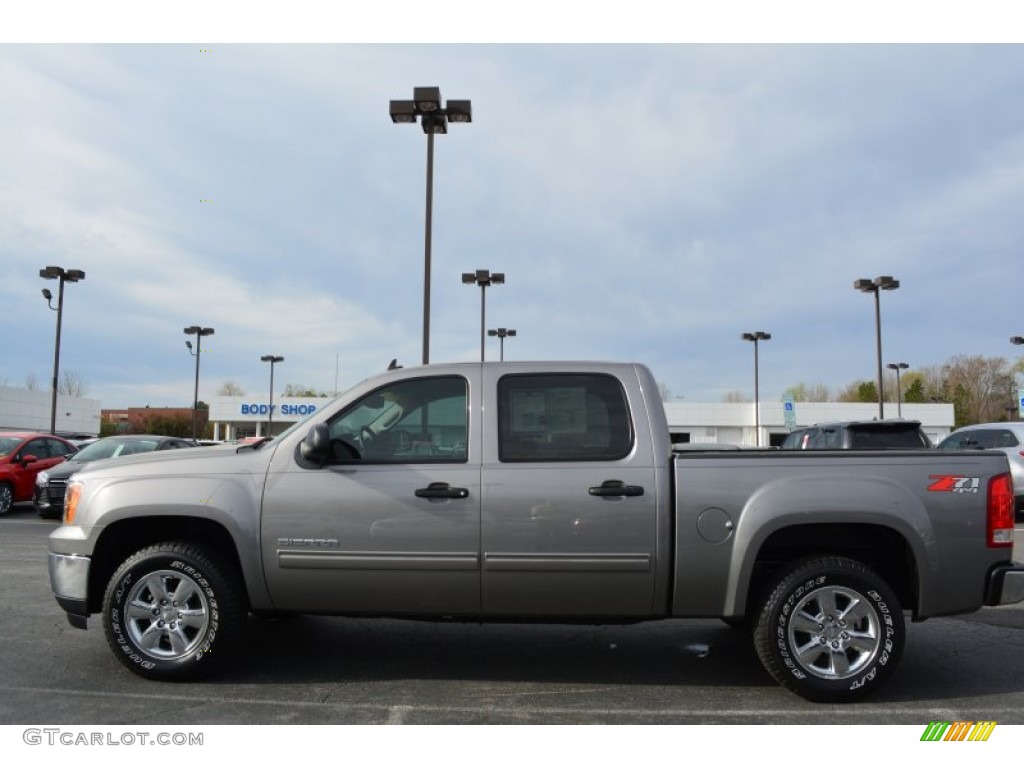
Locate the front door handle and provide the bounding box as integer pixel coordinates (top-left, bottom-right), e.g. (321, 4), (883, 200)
(415, 482), (470, 499)
(588, 479), (645, 498)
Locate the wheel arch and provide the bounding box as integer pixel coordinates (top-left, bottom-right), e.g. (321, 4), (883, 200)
(87, 516), (252, 615)
(736, 523), (919, 619)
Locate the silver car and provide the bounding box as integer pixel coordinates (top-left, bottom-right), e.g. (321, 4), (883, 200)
(937, 422), (1024, 518)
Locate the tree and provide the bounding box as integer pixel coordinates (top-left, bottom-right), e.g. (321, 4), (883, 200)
(657, 381), (673, 402)
(903, 378), (927, 404)
(58, 369), (89, 397)
(783, 382), (832, 402)
(217, 381), (245, 396)
(942, 355), (1014, 426)
(283, 384), (326, 397)
(25, 373), (39, 391)
(835, 380), (877, 403)
(722, 391), (747, 403)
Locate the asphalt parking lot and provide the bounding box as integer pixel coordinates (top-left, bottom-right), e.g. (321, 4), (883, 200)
(2, 504), (1023, 727)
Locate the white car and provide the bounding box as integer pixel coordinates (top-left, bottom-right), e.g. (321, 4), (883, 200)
(937, 422), (1024, 519)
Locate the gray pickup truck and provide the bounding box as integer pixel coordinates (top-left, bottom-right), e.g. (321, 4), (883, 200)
(48, 361), (1024, 702)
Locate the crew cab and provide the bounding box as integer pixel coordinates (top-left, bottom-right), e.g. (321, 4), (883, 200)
(48, 362), (1024, 702)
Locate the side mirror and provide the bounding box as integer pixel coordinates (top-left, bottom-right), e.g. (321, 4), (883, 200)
(19, 454), (39, 466)
(300, 424), (331, 466)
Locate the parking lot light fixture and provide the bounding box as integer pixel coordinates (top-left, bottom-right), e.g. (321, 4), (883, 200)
(184, 326), (215, 441)
(39, 266), (86, 435)
(487, 327), (517, 361)
(1011, 336), (1024, 346)
(260, 355), (284, 436)
(463, 270), (505, 362)
(854, 276), (900, 419)
(741, 331), (771, 446)
(390, 86), (473, 365)
(887, 362), (910, 418)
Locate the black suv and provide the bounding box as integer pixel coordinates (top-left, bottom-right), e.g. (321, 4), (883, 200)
(781, 420), (932, 450)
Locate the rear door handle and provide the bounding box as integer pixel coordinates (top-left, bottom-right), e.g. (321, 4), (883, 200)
(588, 479), (645, 498)
(415, 482), (470, 499)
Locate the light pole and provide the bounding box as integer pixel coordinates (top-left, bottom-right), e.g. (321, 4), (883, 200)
(462, 270), (504, 361)
(40, 266), (86, 435)
(887, 362), (909, 418)
(741, 331), (771, 447)
(488, 328), (517, 361)
(184, 326), (215, 441)
(854, 275), (900, 419)
(260, 355), (284, 436)
(390, 86), (473, 366)
(1011, 337), (1024, 420)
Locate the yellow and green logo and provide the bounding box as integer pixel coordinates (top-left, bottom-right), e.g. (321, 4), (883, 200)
(921, 721), (996, 742)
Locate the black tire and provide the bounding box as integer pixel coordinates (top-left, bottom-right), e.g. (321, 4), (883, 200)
(753, 556), (904, 703)
(0, 482), (13, 515)
(102, 542), (246, 681)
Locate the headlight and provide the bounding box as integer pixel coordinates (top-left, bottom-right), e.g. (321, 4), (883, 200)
(64, 480), (84, 524)
(36, 471), (49, 487)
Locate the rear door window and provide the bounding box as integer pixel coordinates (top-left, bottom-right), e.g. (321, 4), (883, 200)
(498, 373), (633, 462)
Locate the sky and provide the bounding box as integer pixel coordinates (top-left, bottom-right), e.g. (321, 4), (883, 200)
(3, 5), (1024, 409)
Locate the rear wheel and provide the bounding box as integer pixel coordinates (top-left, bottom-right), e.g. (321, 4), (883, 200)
(102, 542), (246, 680)
(753, 556), (904, 703)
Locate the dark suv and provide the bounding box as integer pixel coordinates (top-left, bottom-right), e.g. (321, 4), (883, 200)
(781, 420), (932, 450)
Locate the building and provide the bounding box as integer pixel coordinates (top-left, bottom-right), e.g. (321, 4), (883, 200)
(664, 400), (955, 447)
(0, 385), (100, 436)
(208, 395), (330, 441)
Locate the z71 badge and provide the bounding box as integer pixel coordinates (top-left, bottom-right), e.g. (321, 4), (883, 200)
(927, 475), (980, 494)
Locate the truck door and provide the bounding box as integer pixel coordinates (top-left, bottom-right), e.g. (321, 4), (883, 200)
(261, 372), (481, 616)
(480, 370), (659, 617)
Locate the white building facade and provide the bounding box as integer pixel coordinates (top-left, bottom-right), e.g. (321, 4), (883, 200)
(0, 385), (101, 435)
(207, 395), (333, 441)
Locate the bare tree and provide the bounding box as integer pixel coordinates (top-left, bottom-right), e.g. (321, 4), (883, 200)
(722, 391), (747, 403)
(942, 355), (1014, 426)
(784, 382), (832, 402)
(25, 373), (39, 391)
(657, 381), (673, 402)
(217, 380), (245, 396)
(283, 384), (326, 397)
(58, 370), (88, 397)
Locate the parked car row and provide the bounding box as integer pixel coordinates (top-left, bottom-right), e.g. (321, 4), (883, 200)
(0, 432), (203, 517)
(5, 420), (1024, 520)
(34, 435), (199, 519)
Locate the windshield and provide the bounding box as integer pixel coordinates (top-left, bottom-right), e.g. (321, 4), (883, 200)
(74, 438), (161, 461)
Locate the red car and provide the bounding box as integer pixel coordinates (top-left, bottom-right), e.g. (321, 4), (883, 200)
(0, 432), (78, 514)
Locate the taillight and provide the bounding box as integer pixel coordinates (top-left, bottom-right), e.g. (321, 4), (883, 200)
(987, 473), (1014, 548)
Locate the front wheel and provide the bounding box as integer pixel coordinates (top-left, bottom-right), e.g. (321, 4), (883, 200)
(0, 482), (13, 515)
(753, 556), (904, 703)
(102, 542), (246, 680)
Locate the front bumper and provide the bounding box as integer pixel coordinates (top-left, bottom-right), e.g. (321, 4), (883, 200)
(985, 562), (1024, 606)
(48, 552), (91, 629)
